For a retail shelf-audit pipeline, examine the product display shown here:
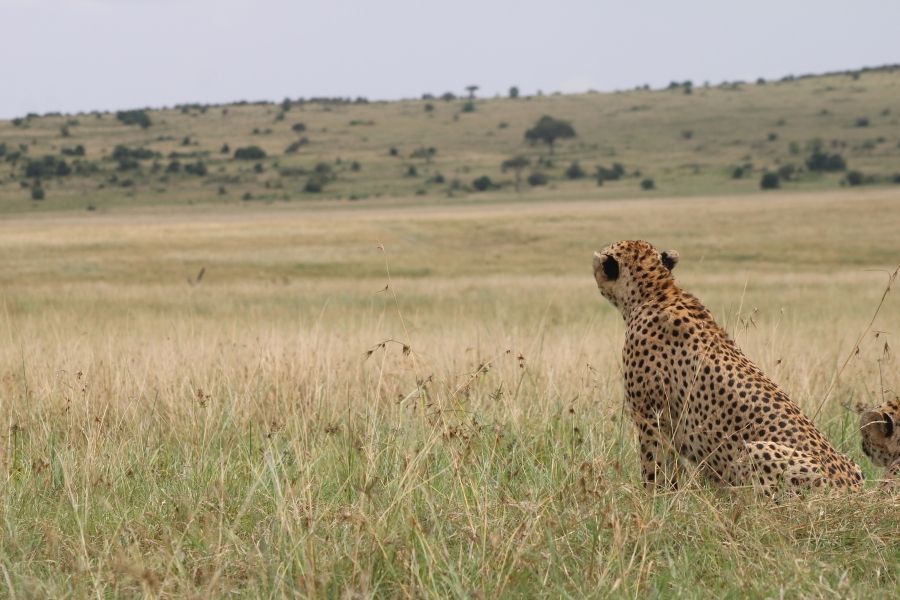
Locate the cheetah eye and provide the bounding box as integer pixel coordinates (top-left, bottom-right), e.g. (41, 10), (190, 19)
(884, 413), (895, 437)
(602, 256), (619, 281)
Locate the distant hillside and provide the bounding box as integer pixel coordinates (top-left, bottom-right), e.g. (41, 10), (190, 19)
(2, 66), (899, 213)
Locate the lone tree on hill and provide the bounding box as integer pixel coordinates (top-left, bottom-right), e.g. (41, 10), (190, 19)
(465, 85), (479, 99)
(524, 116), (575, 154)
(509, 86), (519, 99)
(501, 155), (530, 191)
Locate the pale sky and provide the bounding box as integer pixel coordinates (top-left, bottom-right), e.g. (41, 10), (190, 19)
(2, 0), (899, 118)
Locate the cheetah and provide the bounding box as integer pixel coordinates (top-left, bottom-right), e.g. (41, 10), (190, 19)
(593, 240), (863, 493)
(860, 398), (900, 492)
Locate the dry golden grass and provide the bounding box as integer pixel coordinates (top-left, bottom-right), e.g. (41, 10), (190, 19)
(0, 188), (898, 597)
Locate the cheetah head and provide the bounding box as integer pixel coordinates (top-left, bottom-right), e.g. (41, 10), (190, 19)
(593, 240), (679, 317)
(860, 398), (900, 467)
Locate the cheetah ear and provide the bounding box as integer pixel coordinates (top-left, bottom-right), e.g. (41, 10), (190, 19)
(661, 249), (679, 271)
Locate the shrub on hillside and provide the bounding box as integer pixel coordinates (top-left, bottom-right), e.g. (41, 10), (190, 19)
(112, 145), (159, 161)
(185, 161), (207, 176)
(640, 178), (655, 190)
(25, 156), (71, 178)
(305, 177), (325, 193)
(806, 149), (846, 172)
(524, 115), (576, 153)
(61, 145), (85, 157)
(595, 163), (625, 183)
(234, 146), (267, 160)
(760, 172), (780, 189)
(845, 170), (864, 186)
(565, 161), (586, 179)
(285, 138), (309, 154)
(31, 186), (45, 200)
(472, 175), (493, 191)
(116, 109), (152, 128)
(777, 164), (796, 181)
(527, 172), (548, 186)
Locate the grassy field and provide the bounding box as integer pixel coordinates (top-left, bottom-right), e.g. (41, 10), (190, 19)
(2, 68), (900, 214)
(0, 185), (898, 597)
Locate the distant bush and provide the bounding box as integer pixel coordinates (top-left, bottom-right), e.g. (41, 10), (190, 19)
(731, 166), (745, 179)
(509, 86), (519, 99)
(166, 160), (181, 173)
(441, 92), (456, 102)
(681, 130), (693, 140)
(0, 143), (5, 157)
(777, 164), (796, 181)
(31, 186), (45, 200)
(565, 161), (586, 179)
(254, 163), (264, 173)
(221, 144), (230, 154)
(893, 173), (900, 184)
(406, 165), (418, 177)
(806, 149), (846, 172)
(61, 145), (85, 157)
(185, 161), (207, 176)
(116, 109), (152, 128)
(595, 163), (625, 183)
(524, 115), (576, 153)
(25, 156), (71, 178)
(767, 132), (778, 142)
(854, 117), (870, 127)
(234, 146), (267, 160)
(304, 177), (325, 193)
(760, 172), (780, 189)
(845, 170), (864, 186)
(112, 145), (158, 161)
(285, 138), (309, 154)
(527, 172), (548, 186)
(431, 173), (445, 184)
(292, 123), (307, 133)
(350, 161), (361, 172)
(471, 175), (493, 191)
(116, 158), (140, 171)
(424, 103), (434, 112)
(389, 147), (399, 157)
(640, 178), (655, 190)
(462, 101), (476, 113)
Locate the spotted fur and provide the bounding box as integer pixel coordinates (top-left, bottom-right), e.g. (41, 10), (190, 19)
(593, 240), (862, 493)
(860, 397), (900, 492)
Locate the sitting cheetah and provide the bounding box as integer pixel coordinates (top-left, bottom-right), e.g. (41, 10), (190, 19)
(860, 398), (900, 492)
(593, 240), (862, 493)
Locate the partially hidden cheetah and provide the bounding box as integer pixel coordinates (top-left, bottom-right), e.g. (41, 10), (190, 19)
(593, 240), (862, 493)
(860, 397), (900, 492)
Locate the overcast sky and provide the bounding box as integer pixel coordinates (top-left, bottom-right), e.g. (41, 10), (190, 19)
(2, 0), (899, 118)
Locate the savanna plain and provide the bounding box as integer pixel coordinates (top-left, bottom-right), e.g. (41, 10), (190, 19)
(1, 70), (900, 598)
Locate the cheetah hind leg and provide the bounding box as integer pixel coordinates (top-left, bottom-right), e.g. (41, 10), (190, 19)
(736, 441), (825, 495)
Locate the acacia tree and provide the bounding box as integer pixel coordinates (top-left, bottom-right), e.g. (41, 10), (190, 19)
(465, 85), (479, 99)
(524, 116), (575, 154)
(501, 155), (530, 191)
